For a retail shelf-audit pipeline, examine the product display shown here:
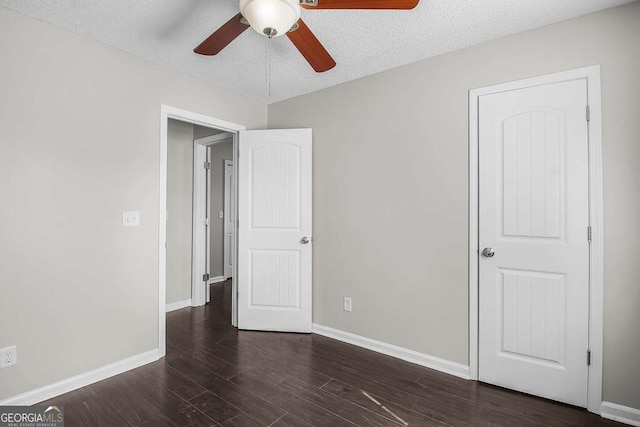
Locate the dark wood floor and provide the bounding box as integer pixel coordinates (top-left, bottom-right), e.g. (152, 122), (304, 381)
(41, 280), (621, 426)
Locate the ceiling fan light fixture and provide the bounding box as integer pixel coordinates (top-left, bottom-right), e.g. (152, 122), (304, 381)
(239, 0), (301, 38)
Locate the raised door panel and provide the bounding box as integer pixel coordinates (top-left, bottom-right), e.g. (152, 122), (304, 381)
(251, 144), (300, 230)
(250, 250), (300, 308)
(500, 269), (565, 364)
(503, 112), (563, 239)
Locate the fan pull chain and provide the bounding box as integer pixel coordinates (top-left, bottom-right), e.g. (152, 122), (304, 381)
(264, 37), (272, 98)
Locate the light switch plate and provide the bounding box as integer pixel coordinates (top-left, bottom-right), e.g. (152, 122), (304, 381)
(122, 211), (140, 227)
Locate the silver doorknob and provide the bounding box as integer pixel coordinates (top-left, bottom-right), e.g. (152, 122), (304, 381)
(482, 247), (495, 257)
(300, 237), (310, 244)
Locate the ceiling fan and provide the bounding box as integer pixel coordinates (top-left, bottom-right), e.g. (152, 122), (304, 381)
(193, 0), (419, 73)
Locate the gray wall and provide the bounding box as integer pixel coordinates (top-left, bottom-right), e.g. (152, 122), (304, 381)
(209, 140), (234, 279)
(166, 120), (194, 305)
(269, 3), (640, 409)
(0, 7), (266, 401)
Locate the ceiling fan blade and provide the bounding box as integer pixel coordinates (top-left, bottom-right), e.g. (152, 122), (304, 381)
(287, 19), (336, 73)
(301, 0), (418, 9)
(194, 13), (248, 55)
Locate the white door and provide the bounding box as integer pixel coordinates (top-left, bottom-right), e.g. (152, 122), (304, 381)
(238, 129), (312, 332)
(192, 142), (211, 306)
(223, 160), (234, 279)
(478, 79), (590, 406)
(205, 149), (211, 303)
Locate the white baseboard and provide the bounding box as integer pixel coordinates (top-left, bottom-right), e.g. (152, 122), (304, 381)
(0, 349), (160, 406)
(207, 276), (225, 285)
(312, 324), (470, 379)
(165, 299), (192, 312)
(601, 402), (640, 426)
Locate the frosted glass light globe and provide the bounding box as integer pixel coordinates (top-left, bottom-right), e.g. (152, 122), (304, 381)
(239, 0), (301, 38)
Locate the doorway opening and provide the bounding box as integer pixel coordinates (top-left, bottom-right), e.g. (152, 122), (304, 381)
(159, 105), (245, 357)
(192, 132), (234, 306)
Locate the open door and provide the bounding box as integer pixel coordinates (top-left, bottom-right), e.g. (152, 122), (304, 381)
(237, 129), (312, 332)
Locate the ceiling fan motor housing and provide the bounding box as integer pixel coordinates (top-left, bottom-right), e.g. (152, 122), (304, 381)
(239, 0), (301, 37)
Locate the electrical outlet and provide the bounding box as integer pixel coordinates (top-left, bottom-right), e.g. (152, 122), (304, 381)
(343, 297), (352, 312)
(122, 211), (140, 227)
(0, 346), (17, 368)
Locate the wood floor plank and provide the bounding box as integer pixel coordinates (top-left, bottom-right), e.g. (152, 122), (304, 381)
(219, 413), (264, 427)
(138, 415), (179, 427)
(121, 362), (209, 402)
(320, 378), (446, 427)
(169, 354), (287, 425)
(280, 334), (430, 384)
(448, 380), (600, 427)
(278, 376), (405, 427)
(197, 342), (333, 388)
(219, 334), (422, 410)
(246, 334), (470, 411)
(53, 387), (134, 427)
(125, 373), (219, 427)
(228, 372), (354, 427)
(85, 374), (159, 426)
(171, 350), (241, 381)
(271, 413), (315, 426)
(188, 391), (244, 424)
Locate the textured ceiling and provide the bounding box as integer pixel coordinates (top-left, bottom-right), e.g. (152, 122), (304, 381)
(0, 0), (634, 103)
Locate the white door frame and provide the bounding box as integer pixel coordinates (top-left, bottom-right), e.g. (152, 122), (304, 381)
(192, 133), (235, 307)
(468, 65), (604, 413)
(192, 140), (208, 306)
(159, 105), (244, 357)
(223, 160), (234, 280)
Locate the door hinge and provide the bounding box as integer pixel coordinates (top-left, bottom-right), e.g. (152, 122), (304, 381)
(204, 217), (210, 226)
(586, 105), (591, 122)
(587, 349), (591, 366)
(204, 161), (211, 170)
(587, 225), (592, 242)
(203, 273), (210, 282)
